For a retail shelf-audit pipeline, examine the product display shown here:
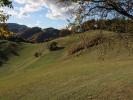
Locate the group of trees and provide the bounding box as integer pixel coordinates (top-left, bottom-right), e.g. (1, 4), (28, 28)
(59, 29), (72, 37)
(60, 0), (133, 31)
(0, 0), (12, 38)
(81, 18), (133, 33)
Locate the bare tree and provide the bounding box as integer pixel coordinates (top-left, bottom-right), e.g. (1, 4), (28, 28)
(60, 0), (133, 20)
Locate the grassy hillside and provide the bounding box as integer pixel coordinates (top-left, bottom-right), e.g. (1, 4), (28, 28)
(0, 30), (133, 100)
(0, 40), (21, 66)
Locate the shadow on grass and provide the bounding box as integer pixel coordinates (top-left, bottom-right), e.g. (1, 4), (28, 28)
(0, 40), (22, 66)
(49, 46), (65, 52)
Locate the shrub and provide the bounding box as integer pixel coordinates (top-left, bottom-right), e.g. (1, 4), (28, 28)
(47, 41), (58, 51)
(59, 29), (71, 37)
(34, 52), (41, 57)
(68, 43), (84, 55)
(68, 34), (106, 55)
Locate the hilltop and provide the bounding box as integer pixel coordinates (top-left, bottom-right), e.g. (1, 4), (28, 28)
(0, 30), (133, 100)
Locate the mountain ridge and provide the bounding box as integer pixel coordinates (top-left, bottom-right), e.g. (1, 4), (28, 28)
(7, 23), (60, 43)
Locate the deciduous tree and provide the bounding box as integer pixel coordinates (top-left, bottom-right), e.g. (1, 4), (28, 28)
(0, 0), (12, 38)
(60, 0), (133, 20)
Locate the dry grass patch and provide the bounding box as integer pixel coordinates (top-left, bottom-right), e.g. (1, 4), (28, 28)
(68, 33), (107, 55)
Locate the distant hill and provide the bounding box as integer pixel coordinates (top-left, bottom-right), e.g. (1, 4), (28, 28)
(29, 28), (60, 42)
(18, 27), (42, 40)
(7, 23), (60, 43)
(7, 23), (28, 33)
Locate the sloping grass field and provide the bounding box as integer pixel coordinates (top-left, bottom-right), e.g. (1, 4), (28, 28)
(0, 31), (133, 100)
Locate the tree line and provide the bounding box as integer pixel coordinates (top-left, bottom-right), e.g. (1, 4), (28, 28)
(82, 18), (133, 33)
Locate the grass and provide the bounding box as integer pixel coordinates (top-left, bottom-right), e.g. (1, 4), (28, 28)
(0, 30), (133, 100)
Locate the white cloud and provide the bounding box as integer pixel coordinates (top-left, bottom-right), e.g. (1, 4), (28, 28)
(12, 0), (78, 20)
(1, 6), (30, 19)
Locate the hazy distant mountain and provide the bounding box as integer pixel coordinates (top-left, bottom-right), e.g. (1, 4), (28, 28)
(7, 23), (28, 33)
(7, 23), (60, 43)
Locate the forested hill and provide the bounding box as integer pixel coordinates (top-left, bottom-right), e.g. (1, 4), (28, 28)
(7, 23), (60, 43)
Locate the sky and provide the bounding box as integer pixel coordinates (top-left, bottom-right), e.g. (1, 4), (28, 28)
(3, 0), (77, 29)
